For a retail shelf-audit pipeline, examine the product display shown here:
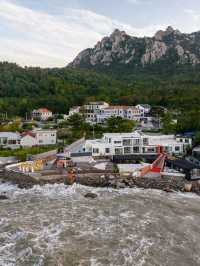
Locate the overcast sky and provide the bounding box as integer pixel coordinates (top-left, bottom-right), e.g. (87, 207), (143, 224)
(0, 0), (200, 67)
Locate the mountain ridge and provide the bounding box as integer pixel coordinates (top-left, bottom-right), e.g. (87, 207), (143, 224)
(69, 26), (200, 70)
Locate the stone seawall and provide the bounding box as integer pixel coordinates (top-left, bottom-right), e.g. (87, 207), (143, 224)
(0, 170), (39, 189)
(0, 170), (65, 189)
(1, 168), (200, 195)
(76, 172), (200, 195)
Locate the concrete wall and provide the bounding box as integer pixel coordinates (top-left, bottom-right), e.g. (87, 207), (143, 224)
(0, 156), (18, 166)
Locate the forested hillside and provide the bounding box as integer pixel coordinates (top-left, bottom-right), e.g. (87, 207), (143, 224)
(1, 61), (200, 132)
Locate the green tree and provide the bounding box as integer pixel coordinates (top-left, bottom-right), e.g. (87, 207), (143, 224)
(106, 116), (135, 133)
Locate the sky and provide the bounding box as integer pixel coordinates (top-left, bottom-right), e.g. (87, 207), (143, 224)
(0, 0), (200, 67)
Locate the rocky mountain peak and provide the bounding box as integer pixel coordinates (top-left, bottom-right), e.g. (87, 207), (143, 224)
(166, 26), (175, 33)
(154, 26), (181, 41)
(111, 29), (126, 37)
(69, 27), (200, 69)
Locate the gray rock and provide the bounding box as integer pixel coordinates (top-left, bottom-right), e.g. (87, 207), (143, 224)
(69, 26), (200, 69)
(84, 193), (98, 199)
(0, 195), (9, 200)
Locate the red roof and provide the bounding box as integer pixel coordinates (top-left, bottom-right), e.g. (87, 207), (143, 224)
(21, 132), (36, 138)
(37, 108), (51, 113)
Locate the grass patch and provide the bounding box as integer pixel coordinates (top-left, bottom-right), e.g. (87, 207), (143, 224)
(0, 146), (57, 161)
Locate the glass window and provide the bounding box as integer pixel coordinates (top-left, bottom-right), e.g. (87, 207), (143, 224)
(175, 146), (180, 151)
(114, 141), (121, 144)
(105, 148), (110, 153)
(93, 148), (99, 154)
(143, 138), (149, 145)
(133, 146), (140, 153)
(147, 148), (156, 153)
(115, 148), (123, 155)
(124, 147), (132, 154)
(133, 139), (140, 145)
(123, 139), (132, 146)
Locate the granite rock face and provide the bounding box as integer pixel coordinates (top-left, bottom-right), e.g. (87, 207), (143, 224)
(69, 26), (200, 68)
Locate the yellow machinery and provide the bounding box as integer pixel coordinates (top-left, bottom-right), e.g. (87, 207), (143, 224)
(20, 160), (43, 173)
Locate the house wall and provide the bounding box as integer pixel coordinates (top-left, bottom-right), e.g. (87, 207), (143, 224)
(32, 111), (53, 121)
(85, 133), (191, 157)
(20, 135), (37, 147)
(34, 130), (57, 146)
(0, 133), (21, 149)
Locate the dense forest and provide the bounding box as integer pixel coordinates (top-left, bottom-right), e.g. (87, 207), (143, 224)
(1, 61), (200, 132)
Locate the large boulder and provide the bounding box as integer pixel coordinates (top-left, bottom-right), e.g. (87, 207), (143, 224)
(0, 194), (9, 200)
(84, 192), (98, 199)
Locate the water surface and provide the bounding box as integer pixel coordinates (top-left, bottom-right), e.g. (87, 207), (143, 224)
(0, 182), (200, 266)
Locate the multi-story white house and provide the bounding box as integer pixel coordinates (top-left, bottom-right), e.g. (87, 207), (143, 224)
(33, 129), (57, 146)
(68, 102), (151, 124)
(0, 130), (57, 149)
(84, 131), (192, 157)
(136, 104), (151, 117)
(0, 132), (21, 149)
(84, 102), (109, 123)
(20, 132), (37, 147)
(32, 108), (53, 121)
(126, 107), (143, 121)
(97, 106), (143, 123)
(97, 106), (126, 123)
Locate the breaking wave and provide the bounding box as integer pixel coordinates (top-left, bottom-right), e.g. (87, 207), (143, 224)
(0, 181), (200, 266)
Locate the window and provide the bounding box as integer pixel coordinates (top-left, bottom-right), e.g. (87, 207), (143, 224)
(143, 138), (149, 145)
(175, 146), (180, 151)
(123, 139), (132, 146)
(109, 138), (111, 143)
(115, 148), (123, 155)
(124, 147), (132, 154)
(133, 139), (140, 145)
(1, 138), (7, 145)
(133, 146), (140, 153)
(105, 148), (110, 154)
(185, 139), (189, 143)
(165, 146), (172, 152)
(114, 141), (121, 144)
(93, 148), (99, 154)
(8, 140), (17, 145)
(147, 148), (156, 153)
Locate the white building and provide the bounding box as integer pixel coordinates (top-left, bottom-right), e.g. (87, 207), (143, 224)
(136, 104), (151, 116)
(33, 129), (57, 146)
(20, 132), (37, 147)
(32, 108), (53, 121)
(84, 131), (192, 157)
(0, 132), (21, 149)
(97, 106), (143, 123)
(68, 106), (81, 117)
(84, 101), (109, 123)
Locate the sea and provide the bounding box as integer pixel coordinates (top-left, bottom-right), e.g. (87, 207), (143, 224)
(0, 181), (200, 266)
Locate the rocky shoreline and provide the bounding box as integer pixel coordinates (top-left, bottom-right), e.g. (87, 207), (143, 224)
(1, 169), (200, 196)
(0, 169), (65, 189)
(76, 173), (200, 195)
